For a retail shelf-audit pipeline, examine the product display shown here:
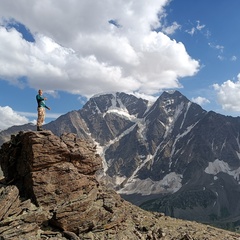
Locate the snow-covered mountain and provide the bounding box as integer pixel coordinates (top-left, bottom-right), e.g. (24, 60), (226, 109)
(1, 90), (240, 229)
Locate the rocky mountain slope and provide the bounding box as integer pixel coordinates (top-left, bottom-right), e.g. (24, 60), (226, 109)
(0, 130), (240, 239)
(1, 91), (240, 229)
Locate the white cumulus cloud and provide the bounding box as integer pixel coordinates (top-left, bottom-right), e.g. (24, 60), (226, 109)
(192, 96), (210, 106)
(0, 0), (199, 99)
(213, 75), (240, 112)
(0, 106), (29, 130)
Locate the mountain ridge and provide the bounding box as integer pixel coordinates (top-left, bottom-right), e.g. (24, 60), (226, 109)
(1, 90), (240, 229)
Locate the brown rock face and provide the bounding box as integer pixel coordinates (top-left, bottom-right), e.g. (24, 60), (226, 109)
(0, 131), (102, 208)
(0, 131), (240, 239)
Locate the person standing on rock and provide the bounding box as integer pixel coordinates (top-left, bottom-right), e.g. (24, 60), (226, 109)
(36, 89), (51, 131)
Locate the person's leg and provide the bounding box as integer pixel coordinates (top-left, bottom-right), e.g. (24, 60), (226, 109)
(37, 107), (45, 131)
(41, 108), (46, 129)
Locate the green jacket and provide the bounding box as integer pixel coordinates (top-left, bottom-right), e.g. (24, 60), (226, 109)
(36, 94), (49, 109)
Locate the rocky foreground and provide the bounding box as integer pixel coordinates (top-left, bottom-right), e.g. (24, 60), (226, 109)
(0, 131), (240, 239)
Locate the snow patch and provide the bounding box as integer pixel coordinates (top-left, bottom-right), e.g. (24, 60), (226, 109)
(118, 172), (182, 195)
(137, 119), (147, 141)
(163, 101), (185, 139)
(93, 140), (108, 172)
(91, 92), (115, 99)
(115, 176), (127, 185)
(166, 90), (176, 94)
(180, 101), (191, 129)
(92, 99), (102, 114)
(99, 93), (139, 122)
(236, 151), (240, 160)
(104, 108), (137, 121)
(170, 122), (197, 160)
(205, 159), (240, 181)
(127, 154), (153, 183)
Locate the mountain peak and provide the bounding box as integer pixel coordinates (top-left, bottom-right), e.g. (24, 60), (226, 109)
(83, 92), (149, 118)
(163, 90), (180, 95)
(160, 90), (189, 101)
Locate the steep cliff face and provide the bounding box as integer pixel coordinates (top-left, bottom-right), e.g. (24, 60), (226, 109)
(1, 131), (240, 239)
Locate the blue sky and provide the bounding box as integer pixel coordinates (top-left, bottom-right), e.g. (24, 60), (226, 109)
(0, 0), (240, 130)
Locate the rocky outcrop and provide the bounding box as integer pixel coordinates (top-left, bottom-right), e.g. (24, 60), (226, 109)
(0, 131), (240, 239)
